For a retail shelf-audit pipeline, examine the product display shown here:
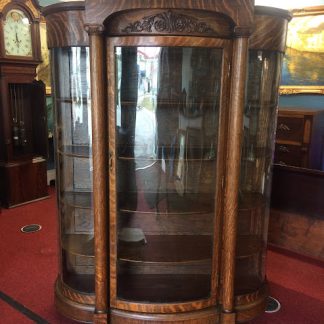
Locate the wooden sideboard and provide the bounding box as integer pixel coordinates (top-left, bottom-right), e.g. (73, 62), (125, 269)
(274, 107), (324, 171)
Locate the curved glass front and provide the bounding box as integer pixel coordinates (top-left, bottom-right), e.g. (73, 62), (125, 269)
(236, 50), (283, 295)
(115, 46), (222, 303)
(52, 47), (94, 293)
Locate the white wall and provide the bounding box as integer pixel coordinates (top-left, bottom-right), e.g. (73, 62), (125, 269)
(255, 0), (324, 9)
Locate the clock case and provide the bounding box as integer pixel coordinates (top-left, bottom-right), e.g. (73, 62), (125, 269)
(44, 1), (291, 323)
(0, 0), (48, 207)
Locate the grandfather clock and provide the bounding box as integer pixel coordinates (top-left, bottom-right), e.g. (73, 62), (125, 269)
(0, 0), (48, 207)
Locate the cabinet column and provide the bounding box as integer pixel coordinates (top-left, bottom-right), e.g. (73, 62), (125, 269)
(222, 36), (249, 320)
(86, 25), (108, 323)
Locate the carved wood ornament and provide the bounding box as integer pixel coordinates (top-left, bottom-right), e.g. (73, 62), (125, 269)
(122, 10), (216, 35)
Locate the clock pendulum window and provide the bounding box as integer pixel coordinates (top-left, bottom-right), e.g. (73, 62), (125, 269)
(0, 2), (48, 207)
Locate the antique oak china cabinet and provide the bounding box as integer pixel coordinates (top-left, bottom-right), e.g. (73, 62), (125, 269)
(44, 1), (290, 323)
(0, 0), (48, 207)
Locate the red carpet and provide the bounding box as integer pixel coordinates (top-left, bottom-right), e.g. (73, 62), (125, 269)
(0, 186), (323, 323)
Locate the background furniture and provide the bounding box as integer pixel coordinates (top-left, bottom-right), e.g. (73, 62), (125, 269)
(44, 2), (290, 323)
(0, 0), (48, 207)
(274, 107), (324, 170)
(270, 165), (324, 260)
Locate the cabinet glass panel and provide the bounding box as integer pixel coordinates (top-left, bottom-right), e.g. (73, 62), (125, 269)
(52, 47), (94, 293)
(236, 50), (283, 294)
(115, 47), (222, 303)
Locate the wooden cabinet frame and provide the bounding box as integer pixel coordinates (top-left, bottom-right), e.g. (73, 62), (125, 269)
(44, 2), (291, 323)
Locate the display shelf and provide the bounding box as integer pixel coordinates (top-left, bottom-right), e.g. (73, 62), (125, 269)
(236, 235), (263, 258)
(55, 97), (89, 104)
(118, 234), (212, 263)
(58, 145), (92, 158)
(234, 274), (263, 295)
(117, 274), (211, 303)
(118, 211), (213, 235)
(62, 272), (95, 294)
(61, 191), (92, 209)
(118, 156), (217, 162)
(118, 192), (214, 214)
(62, 234), (94, 257)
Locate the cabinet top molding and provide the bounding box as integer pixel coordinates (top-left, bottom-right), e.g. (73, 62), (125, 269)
(85, 0), (254, 34)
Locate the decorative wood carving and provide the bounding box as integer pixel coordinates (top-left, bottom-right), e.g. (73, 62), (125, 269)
(121, 10), (216, 35)
(85, 24), (104, 35)
(59, 279), (95, 305)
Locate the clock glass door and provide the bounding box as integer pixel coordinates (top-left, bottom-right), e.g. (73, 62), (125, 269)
(3, 9), (32, 57)
(113, 45), (224, 304)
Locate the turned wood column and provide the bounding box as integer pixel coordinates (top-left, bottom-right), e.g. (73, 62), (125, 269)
(86, 24), (108, 323)
(222, 35), (249, 322)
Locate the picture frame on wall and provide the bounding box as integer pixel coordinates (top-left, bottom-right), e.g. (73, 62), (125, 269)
(280, 6), (324, 95)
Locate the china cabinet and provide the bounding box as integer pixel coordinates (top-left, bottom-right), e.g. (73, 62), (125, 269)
(0, 0), (47, 207)
(44, 2), (290, 323)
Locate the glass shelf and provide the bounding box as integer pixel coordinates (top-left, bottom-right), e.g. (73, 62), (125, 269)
(55, 97), (89, 104)
(118, 192), (215, 214)
(118, 156), (217, 162)
(58, 145), (92, 158)
(118, 234), (212, 263)
(61, 191), (93, 209)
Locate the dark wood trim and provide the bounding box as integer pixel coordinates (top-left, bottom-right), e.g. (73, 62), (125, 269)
(222, 36), (249, 315)
(211, 41), (232, 304)
(89, 31), (109, 317)
(250, 8), (291, 52)
(255, 6), (292, 21)
(111, 307), (219, 323)
(43, 4), (88, 48)
(41, 1), (85, 16)
(85, 0), (254, 33)
(107, 35), (117, 310)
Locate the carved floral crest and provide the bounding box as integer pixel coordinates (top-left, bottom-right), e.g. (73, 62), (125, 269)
(122, 10), (216, 35)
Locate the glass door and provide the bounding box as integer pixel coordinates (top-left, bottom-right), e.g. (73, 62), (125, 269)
(108, 37), (230, 311)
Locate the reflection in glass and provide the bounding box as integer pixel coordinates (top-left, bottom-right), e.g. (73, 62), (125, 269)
(115, 46), (222, 302)
(236, 50), (283, 294)
(52, 47), (94, 293)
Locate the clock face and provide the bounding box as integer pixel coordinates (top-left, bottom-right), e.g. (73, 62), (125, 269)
(3, 9), (33, 57)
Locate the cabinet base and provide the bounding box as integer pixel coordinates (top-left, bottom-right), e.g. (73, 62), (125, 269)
(55, 277), (268, 323)
(0, 160), (48, 208)
(55, 278), (95, 323)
